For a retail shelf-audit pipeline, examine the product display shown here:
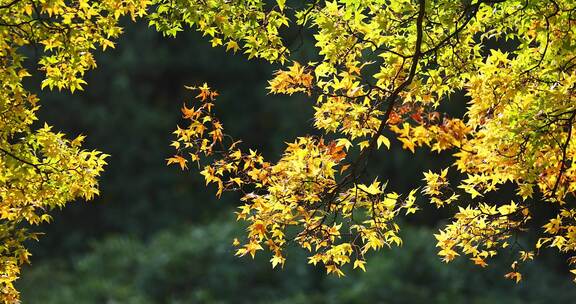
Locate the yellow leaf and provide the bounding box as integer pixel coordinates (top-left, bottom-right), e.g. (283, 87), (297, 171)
(276, 0), (286, 11)
(166, 155), (188, 170)
(504, 271), (522, 283)
(377, 135), (391, 149)
(353, 260), (366, 272)
(270, 254), (286, 269)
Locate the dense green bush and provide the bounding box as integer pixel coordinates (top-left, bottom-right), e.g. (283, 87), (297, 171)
(19, 219), (576, 304)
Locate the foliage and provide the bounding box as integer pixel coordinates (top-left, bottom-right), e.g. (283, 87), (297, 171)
(148, 0), (290, 62)
(3, 0), (576, 301)
(166, 0), (576, 284)
(0, 0), (148, 301)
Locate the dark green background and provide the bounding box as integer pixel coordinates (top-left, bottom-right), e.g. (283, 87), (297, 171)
(16, 19), (576, 303)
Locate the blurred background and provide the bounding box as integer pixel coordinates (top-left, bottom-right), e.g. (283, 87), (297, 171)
(15, 19), (576, 303)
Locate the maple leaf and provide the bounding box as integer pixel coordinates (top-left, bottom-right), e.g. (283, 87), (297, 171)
(166, 155), (188, 170)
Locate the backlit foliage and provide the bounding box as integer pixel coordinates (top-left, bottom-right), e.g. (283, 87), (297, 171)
(148, 0), (290, 62)
(167, 0), (576, 284)
(1, 0), (147, 301)
(170, 84), (417, 274)
(3, 0), (576, 301)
